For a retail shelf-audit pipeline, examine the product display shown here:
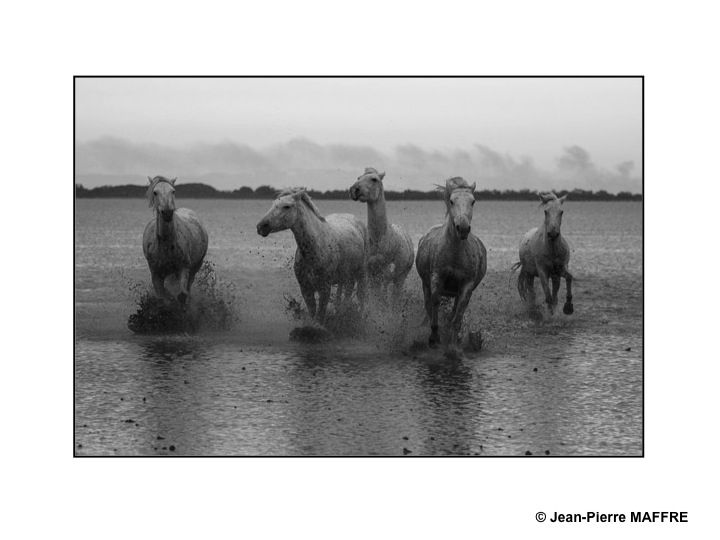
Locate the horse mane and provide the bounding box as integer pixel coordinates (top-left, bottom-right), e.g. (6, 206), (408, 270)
(538, 191), (560, 207)
(277, 187), (326, 222)
(435, 177), (474, 207)
(358, 167), (385, 181)
(146, 176), (175, 208)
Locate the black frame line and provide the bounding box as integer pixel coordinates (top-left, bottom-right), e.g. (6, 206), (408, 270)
(73, 75), (644, 458)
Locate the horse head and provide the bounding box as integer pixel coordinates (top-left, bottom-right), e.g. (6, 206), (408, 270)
(147, 176), (177, 222)
(256, 188), (325, 237)
(538, 191), (567, 240)
(350, 167), (385, 203)
(441, 177), (477, 240)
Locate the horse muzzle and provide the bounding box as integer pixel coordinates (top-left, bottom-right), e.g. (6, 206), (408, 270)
(547, 230), (560, 240)
(349, 186), (363, 201)
(257, 222), (271, 237)
(161, 209), (174, 222)
(455, 223), (471, 240)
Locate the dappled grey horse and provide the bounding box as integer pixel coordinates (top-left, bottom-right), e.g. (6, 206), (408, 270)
(256, 188), (367, 324)
(143, 176), (209, 305)
(514, 191), (574, 316)
(349, 167), (414, 305)
(415, 177), (487, 350)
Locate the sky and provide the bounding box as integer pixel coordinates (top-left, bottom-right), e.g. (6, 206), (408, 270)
(75, 77), (642, 193)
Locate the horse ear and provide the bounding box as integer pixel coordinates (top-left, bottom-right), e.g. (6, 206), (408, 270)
(559, 194), (568, 203)
(147, 176), (153, 184)
(538, 192), (553, 204)
(379, 171), (386, 181)
(469, 181), (476, 192)
(170, 177), (177, 186)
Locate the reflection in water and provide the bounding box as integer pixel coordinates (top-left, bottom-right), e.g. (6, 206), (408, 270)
(138, 339), (206, 455)
(75, 330), (642, 455)
(415, 359), (477, 455)
(285, 347), (421, 456)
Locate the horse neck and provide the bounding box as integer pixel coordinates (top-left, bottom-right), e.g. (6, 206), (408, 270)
(290, 203), (329, 257)
(367, 192), (388, 241)
(156, 211), (176, 243)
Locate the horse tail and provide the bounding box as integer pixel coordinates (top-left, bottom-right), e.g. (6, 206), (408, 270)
(507, 261), (522, 289)
(508, 262), (527, 299)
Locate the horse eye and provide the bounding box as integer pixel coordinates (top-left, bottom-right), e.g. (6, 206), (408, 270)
(372, 178), (378, 182)
(471, 200), (475, 205)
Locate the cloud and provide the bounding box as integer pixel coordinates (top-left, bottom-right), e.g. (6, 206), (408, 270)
(75, 137), (642, 193)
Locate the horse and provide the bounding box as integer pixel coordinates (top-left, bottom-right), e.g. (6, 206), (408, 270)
(256, 187), (367, 323)
(142, 176), (209, 306)
(514, 191), (574, 316)
(415, 177), (487, 349)
(349, 167), (414, 305)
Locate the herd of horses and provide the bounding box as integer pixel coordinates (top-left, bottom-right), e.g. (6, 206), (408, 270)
(143, 170), (574, 349)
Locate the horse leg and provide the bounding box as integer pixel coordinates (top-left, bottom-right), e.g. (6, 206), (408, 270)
(317, 285), (332, 324)
(525, 274), (535, 305)
(151, 272), (171, 301)
(551, 274), (561, 309)
(187, 270), (196, 295)
(299, 283), (317, 320)
(420, 281), (432, 326)
(562, 269), (574, 315)
(379, 281), (389, 307)
(391, 275), (406, 310)
(336, 283), (344, 308)
(537, 267), (554, 314)
(357, 269), (368, 312)
(428, 273), (442, 347)
(177, 268), (190, 306)
(450, 283), (475, 351)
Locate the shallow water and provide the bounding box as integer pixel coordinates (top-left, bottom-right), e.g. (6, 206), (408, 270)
(75, 199), (642, 456)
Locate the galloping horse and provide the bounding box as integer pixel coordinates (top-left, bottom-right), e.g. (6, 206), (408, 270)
(349, 167), (414, 305)
(256, 188), (367, 323)
(415, 177), (487, 349)
(143, 176), (209, 305)
(514, 191), (574, 315)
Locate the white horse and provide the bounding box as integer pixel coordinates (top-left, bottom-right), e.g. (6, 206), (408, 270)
(143, 176), (209, 305)
(256, 188), (367, 323)
(349, 167), (414, 305)
(415, 177), (487, 349)
(514, 191), (574, 315)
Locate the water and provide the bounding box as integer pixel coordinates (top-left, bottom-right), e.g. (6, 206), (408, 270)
(75, 199), (642, 455)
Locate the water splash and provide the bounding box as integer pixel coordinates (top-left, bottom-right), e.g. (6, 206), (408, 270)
(127, 261), (238, 334)
(282, 291), (424, 348)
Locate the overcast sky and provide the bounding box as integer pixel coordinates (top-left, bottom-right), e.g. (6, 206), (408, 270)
(75, 77), (642, 192)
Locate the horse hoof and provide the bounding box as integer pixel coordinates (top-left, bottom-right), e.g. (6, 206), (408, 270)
(428, 336), (439, 348)
(563, 303), (574, 315)
(529, 309), (543, 321)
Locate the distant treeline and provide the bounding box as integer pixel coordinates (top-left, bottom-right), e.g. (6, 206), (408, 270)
(75, 183), (642, 201)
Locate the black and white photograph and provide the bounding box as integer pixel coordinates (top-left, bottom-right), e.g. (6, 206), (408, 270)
(7, 1), (719, 537)
(74, 76), (642, 456)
